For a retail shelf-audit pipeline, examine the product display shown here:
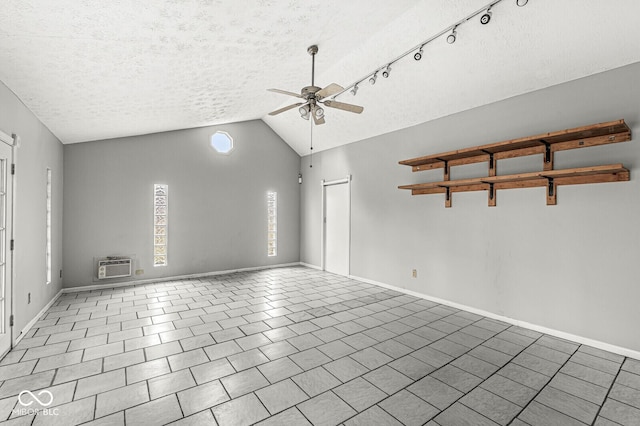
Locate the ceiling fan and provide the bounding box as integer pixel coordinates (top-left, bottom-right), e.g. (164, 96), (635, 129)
(267, 45), (364, 125)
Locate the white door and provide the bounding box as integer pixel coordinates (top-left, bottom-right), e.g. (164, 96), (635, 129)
(0, 136), (13, 357)
(323, 178), (350, 276)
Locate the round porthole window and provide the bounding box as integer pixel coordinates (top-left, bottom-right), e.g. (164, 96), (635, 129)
(210, 131), (234, 154)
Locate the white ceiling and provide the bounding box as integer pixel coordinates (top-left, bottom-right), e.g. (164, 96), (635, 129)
(1, 0), (639, 155)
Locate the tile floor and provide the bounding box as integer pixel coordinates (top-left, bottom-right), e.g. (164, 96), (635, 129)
(0, 266), (639, 425)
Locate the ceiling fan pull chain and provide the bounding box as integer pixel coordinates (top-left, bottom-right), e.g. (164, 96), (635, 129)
(309, 120), (314, 168)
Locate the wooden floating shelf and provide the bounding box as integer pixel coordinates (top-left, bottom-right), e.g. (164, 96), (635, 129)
(399, 119), (631, 173)
(398, 120), (632, 207)
(398, 164), (629, 206)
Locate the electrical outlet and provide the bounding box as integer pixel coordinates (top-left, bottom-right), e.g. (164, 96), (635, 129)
(412, 269), (417, 278)
(135, 269), (144, 275)
(28, 293), (31, 304)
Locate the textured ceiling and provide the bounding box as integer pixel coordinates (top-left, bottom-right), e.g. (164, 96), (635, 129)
(1, 1), (640, 155)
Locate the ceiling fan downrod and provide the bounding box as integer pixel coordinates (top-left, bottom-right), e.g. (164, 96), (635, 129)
(308, 45), (318, 87)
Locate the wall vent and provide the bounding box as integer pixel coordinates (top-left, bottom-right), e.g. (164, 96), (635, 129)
(97, 257), (132, 280)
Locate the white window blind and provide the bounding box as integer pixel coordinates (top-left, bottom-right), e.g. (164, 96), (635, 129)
(267, 192), (277, 257)
(46, 168), (52, 284)
(154, 184), (168, 266)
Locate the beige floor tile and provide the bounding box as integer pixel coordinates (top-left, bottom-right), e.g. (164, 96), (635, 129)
(21, 342), (69, 361)
(256, 378), (308, 415)
(83, 341), (123, 362)
(103, 349), (145, 371)
(168, 349), (209, 371)
(125, 394), (182, 425)
(145, 341), (183, 360)
(126, 358), (171, 384)
(75, 369), (126, 400)
(32, 396), (96, 426)
(95, 381), (149, 418)
(178, 380), (229, 416)
(53, 359), (102, 384)
(0, 371), (55, 399)
(212, 393), (268, 426)
(220, 368), (269, 399)
(148, 369), (196, 400)
(0, 361), (37, 381)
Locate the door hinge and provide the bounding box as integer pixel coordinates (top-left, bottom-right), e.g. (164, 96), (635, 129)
(11, 164), (15, 175)
(10, 240), (14, 251)
(9, 315), (13, 327)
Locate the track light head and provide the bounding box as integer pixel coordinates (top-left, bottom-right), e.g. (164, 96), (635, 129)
(447, 27), (457, 44)
(382, 65), (392, 78)
(351, 85), (359, 96)
(516, 0), (528, 5)
(414, 47), (423, 61)
(480, 8), (492, 24)
(369, 72), (378, 85)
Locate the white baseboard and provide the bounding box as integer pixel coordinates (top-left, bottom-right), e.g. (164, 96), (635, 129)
(299, 262), (322, 271)
(15, 289), (63, 346)
(62, 262), (302, 293)
(349, 274), (640, 361)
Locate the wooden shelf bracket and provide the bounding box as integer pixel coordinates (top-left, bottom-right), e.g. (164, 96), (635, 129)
(547, 178), (556, 205)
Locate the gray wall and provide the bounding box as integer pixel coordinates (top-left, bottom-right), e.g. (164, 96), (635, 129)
(63, 120), (300, 287)
(0, 81), (64, 337)
(300, 62), (640, 352)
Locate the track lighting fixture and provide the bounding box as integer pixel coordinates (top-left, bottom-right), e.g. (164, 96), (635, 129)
(446, 27), (458, 44)
(414, 46), (423, 61)
(480, 8), (492, 24)
(331, 0), (530, 102)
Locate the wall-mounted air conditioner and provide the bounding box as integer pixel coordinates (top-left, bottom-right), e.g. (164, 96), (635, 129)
(97, 257), (132, 280)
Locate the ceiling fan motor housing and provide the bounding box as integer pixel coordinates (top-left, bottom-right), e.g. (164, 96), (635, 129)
(302, 86), (322, 99)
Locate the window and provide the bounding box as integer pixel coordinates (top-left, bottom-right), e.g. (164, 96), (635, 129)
(46, 168), (52, 284)
(154, 184), (168, 266)
(267, 192), (277, 257)
(210, 131), (234, 154)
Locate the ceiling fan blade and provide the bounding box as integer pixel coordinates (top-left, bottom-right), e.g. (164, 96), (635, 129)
(322, 100), (364, 114)
(268, 102), (303, 116)
(267, 88), (303, 98)
(316, 83), (344, 99)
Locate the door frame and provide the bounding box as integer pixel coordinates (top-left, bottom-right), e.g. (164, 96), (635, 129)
(320, 175), (351, 275)
(0, 129), (15, 355)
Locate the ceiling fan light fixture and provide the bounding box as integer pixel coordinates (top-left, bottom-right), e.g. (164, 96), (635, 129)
(516, 0), (528, 6)
(369, 72), (378, 85)
(299, 105), (310, 120)
(382, 65), (392, 78)
(314, 106), (324, 119)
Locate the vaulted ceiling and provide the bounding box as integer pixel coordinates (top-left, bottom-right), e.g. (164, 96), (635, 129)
(1, 0), (639, 155)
